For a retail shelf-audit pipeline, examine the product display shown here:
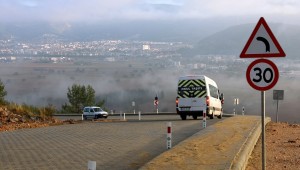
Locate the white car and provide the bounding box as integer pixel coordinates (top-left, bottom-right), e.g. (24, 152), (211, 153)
(83, 106), (108, 120)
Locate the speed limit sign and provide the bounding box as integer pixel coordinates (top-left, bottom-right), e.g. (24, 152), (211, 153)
(246, 59), (279, 91)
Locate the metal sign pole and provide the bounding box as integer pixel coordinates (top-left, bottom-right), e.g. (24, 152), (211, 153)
(261, 91), (266, 170)
(240, 17), (285, 170)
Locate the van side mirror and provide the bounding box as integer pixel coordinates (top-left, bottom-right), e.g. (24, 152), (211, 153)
(220, 93), (224, 100)
(220, 93), (224, 104)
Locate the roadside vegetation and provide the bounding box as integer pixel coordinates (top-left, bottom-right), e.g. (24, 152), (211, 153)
(61, 84), (105, 113)
(0, 79), (7, 105)
(0, 79), (56, 121)
(1, 78), (105, 117)
(0, 79), (99, 132)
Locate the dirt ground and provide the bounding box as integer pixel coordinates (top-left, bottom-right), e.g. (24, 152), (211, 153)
(141, 116), (260, 170)
(247, 122), (300, 170)
(0, 106), (81, 132)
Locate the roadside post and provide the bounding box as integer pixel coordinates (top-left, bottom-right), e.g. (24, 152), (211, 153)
(203, 111), (206, 128)
(273, 90), (284, 123)
(167, 122), (172, 149)
(234, 98), (239, 114)
(81, 113), (83, 121)
(132, 101), (135, 114)
(240, 17), (285, 170)
(242, 106), (245, 115)
(138, 111), (141, 120)
(154, 96), (159, 114)
(123, 113), (126, 120)
(88, 161), (96, 170)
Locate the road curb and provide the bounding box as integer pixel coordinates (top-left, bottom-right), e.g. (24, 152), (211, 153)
(230, 117), (271, 170)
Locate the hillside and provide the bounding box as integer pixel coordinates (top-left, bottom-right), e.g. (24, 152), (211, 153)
(193, 23), (300, 58)
(0, 105), (75, 132)
(1, 21), (300, 59)
(0, 20), (221, 42)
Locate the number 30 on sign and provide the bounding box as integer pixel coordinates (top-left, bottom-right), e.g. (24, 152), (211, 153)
(246, 59), (279, 91)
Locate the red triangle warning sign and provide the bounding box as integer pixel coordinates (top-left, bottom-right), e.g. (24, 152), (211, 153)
(240, 17), (285, 58)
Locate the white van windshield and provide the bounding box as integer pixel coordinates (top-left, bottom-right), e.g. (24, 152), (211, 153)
(209, 84), (219, 99)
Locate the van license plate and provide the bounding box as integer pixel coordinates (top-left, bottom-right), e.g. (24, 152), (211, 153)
(181, 107), (190, 111)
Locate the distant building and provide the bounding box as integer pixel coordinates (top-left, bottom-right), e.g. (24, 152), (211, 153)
(174, 61), (181, 67)
(194, 64), (198, 69)
(198, 63), (206, 68)
(142, 45), (150, 51)
(51, 57), (58, 63)
(10, 56), (16, 61)
(105, 57), (115, 62)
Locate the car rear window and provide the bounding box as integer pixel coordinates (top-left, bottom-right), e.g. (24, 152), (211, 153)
(93, 108), (102, 112)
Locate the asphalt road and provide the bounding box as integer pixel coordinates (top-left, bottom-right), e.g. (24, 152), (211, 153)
(0, 115), (224, 170)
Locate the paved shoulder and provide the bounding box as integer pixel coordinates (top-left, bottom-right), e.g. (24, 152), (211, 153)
(0, 115), (222, 170)
(141, 116), (270, 170)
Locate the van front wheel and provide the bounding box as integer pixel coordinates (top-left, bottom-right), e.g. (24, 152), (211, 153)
(217, 113), (223, 119)
(209, 112), (214, 119)
(180, 114), (187, 120)
(192, 115), (197, 120)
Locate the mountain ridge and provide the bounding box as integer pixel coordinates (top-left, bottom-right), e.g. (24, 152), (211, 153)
(192, 23), (300, 58)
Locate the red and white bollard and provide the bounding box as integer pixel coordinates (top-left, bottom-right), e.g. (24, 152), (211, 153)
(167, 122), (172, 149)
(203, 111), (207, 128)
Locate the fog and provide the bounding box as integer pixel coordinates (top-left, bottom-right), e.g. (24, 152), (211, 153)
(1, 0), (300, 25)
(1, 62), (299, 123)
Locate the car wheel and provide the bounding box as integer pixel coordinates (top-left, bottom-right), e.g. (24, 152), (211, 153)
(83, 115), (87, 120)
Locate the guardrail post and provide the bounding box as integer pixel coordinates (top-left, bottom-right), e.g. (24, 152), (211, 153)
(81, 114), (83, 121)
(242, 106), (245, 115)
(203, 111), (206, 128)
(167, 122), (172, 149)
(138, 111), (141, 120)
(123, 113), (126, 120)
(88, 160), (96, 170)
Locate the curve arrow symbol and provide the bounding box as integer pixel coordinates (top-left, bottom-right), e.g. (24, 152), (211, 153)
(256, 36), (270, 52)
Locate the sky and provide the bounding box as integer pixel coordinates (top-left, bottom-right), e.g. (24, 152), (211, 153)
(0, 0), (300, 25)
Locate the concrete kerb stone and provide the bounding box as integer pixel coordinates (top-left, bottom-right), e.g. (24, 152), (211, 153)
(230, 117), (271, 170)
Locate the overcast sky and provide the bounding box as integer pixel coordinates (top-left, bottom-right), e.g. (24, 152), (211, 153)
(0, 0), (299, 25)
